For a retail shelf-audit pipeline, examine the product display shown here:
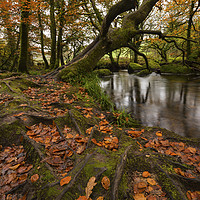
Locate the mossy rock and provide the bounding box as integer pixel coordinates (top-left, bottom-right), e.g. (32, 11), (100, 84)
(136, 69), (151, 76)
(93, 69), (112, 77)
(148, 60), (161, 70)
(160, 63), (193, 74)
(128, 62), (144, 74)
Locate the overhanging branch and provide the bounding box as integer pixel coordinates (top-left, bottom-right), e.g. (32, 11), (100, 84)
(127, 43), (151, 71)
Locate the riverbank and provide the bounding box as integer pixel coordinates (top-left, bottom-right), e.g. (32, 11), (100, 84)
(0, 72), (200, 199)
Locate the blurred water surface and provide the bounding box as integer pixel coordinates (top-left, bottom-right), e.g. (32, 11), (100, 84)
(101, 70), (200, 138)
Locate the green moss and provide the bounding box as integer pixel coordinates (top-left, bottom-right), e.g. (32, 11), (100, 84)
(128, 62), (144, 73)
(0, 120), (25, 146)
(93, 69), (112, 77)
(148, 60), (161, 69)
(136, 69), (151, 76)
(160, 63), (193, 74)
(157, 172), (184, 200)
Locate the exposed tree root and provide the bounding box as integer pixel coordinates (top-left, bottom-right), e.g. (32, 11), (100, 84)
(55, 122), (77, 155)
(21, 131), (58, 179)
(68, 110), (82, 135)
(171, 173), (200, 190)
(111, 145), (132, 200)
(154, 161), (188, 200)
(86, 126), (96, 150)
(55, 152), (95, 200)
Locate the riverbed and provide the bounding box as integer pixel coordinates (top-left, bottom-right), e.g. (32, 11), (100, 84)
(100, 70), (200, 138)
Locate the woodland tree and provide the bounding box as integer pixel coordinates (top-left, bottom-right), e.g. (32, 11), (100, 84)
(55, 0), (161, 79)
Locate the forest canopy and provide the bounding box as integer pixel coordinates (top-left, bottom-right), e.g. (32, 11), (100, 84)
(0, 0), (199, 74)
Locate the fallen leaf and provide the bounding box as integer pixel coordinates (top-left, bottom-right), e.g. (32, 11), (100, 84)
(142, 171), (151, 178)
(76, 145), (85, 154)
(147, 178), (157, 186)
(156, 131), (162, 137)
(31, 174), (39, 183)
(97, 197), (104, 200)
(85, 176), (97, 199)
(86, 127), (93, 135)
(133, 193), (146, 200)
(77, 196), (87, 200)
(60, 176), (71, 186)
(101, 176), (110, 190)
(9, 163), (21, 170)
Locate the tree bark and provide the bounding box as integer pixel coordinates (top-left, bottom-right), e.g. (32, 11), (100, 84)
(55, 0), (64, 68)
(186, 0), (197, 60)
(18, 0), (30, 73)
(50, 0), (56, 69)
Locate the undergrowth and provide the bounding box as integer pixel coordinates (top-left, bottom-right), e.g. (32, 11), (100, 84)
(68, 72), (113, 110)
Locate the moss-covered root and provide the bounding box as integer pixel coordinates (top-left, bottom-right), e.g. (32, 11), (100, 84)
(111, 145), (132, 200)
(55, 152), (95, 200)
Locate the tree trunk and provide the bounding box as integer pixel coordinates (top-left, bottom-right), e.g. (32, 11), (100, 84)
(55, 0), (159, 79)
(38, 11), (49, 69)
(18, 0), (30, 73)
(55, 0), (64, 68)
(50, 0), (56, 69)
(186, 1), (195, 60)
(10, 33), (20, 71)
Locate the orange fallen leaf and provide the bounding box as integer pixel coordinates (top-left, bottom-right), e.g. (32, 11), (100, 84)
(9, 163), (21, 170)
(66, 133), (74, 139)
(31, 174), (39, 183)
(14, 112), (25, 117)
(101, 176), (110, 190)
(85, 176), (97, 199)
(60, 176), (71, 186)
(147, 178), (157, 186)
(86, 127), (93, 135)
(133, 193), (146, 200)
(97, 197), (104, 200)
(77, 196), (87, 200)
(142, 171), (151, 178)
(156, 131), (162, 137)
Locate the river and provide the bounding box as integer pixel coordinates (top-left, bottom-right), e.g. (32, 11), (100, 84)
(100, 70), (200, 138)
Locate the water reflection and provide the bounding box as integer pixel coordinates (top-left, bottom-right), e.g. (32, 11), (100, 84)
(101, 70), (200, 138)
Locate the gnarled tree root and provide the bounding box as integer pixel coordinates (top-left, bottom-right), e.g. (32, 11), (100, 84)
(111, 145), (132, 200)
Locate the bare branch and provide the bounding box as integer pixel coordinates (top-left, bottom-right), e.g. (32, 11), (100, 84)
(127, 43), (151, 71)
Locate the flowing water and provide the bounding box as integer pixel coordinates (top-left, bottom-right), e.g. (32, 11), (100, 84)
(100, 70), (200, 138)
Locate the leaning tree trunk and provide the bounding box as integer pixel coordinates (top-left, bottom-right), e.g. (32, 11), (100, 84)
(54, 0), (159, 80)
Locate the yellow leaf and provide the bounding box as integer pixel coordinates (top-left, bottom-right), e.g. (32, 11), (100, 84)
(85, 176), (97, 199)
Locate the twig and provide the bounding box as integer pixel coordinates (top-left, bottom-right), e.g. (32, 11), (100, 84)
(111, 145), (132, 200)
(95, 167), (107, 181)
(2, 81), (16, 93)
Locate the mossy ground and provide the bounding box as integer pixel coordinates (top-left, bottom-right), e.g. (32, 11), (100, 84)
(0, 72), (199, 199)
